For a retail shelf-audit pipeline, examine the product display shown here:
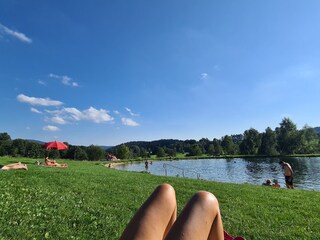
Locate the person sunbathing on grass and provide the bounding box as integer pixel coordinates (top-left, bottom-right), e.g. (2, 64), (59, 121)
(120, 184), (244, 240)
(43, 157), (68, 168)
(272, 179), (280, 188)
(262, 179), (272, 186)
(0, 162), (28, 170)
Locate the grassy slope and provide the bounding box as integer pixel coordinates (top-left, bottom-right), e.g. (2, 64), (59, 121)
(0, 157), (320, 240)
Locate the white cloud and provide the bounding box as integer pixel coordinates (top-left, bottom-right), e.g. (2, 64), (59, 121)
(63, 108), (83, 121)
(121, 117), (139, 127)
(49, 73), (79, 87)
(38, 80), (46, 86)
(43, 125), (60, 132)
(48, 107), (114, 124)
(125, 107), (139, 116)
(17, 94), (63, 106)
(82, 107), (113, 123)
(30, 107), (42, 114)
(0, 23), (32, 43)
(51, 116), (67, 124)
(200, 73), (208, 80)
(114, 110), (120, 115)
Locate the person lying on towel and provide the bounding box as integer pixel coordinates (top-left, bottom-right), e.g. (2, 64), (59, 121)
(43, 157), (68, 168)
(0, 162), (28, 170)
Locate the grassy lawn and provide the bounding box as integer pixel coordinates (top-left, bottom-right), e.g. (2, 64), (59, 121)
(1, 157), (320, 239)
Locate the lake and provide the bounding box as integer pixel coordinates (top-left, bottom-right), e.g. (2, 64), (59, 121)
(114, 157), (320, 191)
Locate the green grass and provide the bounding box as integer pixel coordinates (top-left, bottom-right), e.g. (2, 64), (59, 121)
(1, 157), (320, 239)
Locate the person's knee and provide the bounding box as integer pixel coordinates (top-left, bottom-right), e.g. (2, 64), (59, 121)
(156, 184), (176, 199)
(192, 191), (220, 210)
(151, 184), (176, 208)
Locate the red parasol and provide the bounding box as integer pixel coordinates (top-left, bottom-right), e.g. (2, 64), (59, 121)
(43, 141), (68, 150)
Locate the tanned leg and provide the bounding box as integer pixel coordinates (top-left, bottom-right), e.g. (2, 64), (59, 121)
(165, 191), (224, 240)
(120, 184), (177, 240)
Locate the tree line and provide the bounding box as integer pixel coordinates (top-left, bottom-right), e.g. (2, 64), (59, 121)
(0, 133), (106, 161)
(108, 118), (320, 159)
(1, 118), (320, 161)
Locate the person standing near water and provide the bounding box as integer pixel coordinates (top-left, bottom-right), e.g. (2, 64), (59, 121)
(279, 161), (294, 189)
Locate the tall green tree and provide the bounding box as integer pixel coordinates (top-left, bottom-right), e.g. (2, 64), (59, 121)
(207, 144), (215, 156)
(11, 139), (27, 157)
(212, 139), (223, 156)
(86, 145), (105, 161)
(0, 132), (12, 156)
(188, 144), (202, 156)
(221, 135), (238, 155)
(258, 127), (278, 155)
(130, 145), (141, 159)
(139, 147), (149, 158)
(199, 138), (210, 153)
(166, 148), (176, 157)
(239, 128), (261, 155)
(26, 142), (44, 158)
(116, 144), (130, 159)
(74, 147), (88, 160)
(155, 147), (166, 158)
(231, 134), (244, 145)
(276, 118), (300, 154)
(0, 132), (11, 141)
(298, 125), (320, 153)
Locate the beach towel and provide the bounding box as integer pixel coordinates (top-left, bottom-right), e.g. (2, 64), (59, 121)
(224, 230), (245, 240)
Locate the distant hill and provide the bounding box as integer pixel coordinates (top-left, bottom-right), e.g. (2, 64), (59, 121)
(314, 127), (320, 134)
(18, 127), (320, 150)
(25, 139), (45, 144)
(113, 139), (184, 148)
(23, 139), (113, 149)
(99, 146), (113, 150)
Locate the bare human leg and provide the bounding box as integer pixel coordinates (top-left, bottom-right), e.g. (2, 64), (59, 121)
(1, 162), (28, 170)
(120, 184), (177, 240)
(165, 191), (224, 240)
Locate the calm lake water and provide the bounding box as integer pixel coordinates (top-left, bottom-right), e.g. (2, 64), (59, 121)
(114, 157), (320, 191)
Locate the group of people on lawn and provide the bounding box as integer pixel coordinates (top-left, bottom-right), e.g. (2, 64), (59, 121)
(262, 161), (294, 189)
(0, 159), (295, 189)
(0, 156), (68, 170)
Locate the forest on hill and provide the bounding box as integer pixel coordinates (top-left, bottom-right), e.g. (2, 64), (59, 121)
(107, 118), (320, 159)
(1, 118), (320, 161)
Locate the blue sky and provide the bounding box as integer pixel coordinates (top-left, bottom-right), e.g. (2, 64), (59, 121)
(1, 1), (320, 146)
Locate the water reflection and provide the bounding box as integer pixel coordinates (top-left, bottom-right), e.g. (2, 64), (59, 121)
(114, 157), (320, 191)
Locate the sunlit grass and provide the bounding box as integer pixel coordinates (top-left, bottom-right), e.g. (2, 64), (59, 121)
(1, 157), (320, 239)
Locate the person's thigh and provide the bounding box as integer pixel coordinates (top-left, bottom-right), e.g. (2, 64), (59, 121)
(165, 191), (224, 240)
(120, 184), (177, 240)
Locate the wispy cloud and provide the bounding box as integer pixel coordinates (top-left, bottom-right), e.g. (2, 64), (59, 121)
(62, 108), (82, 121)
(17, 94), (63, 106)
(49, 73), (79, 87)
(51, 116), (67, 124)
(38, 80), (46, 86)
(213, 65), (220, 71)
(125, 107), (139, 117)
(200, 73), (208, 80)
(121, 117), (139, 127)
(30, 107), (42, 114)
(43, 125), (60, 132)
(0, 23), (32, 43)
